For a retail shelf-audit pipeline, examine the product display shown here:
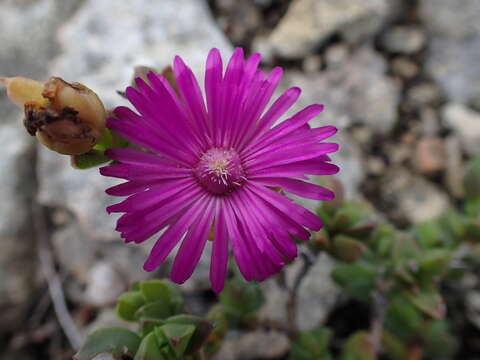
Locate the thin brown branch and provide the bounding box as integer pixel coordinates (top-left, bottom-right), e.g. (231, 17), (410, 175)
(370, 267), (388, 357)
(33, 202), (82, 350)
(286, 249), (315, 338)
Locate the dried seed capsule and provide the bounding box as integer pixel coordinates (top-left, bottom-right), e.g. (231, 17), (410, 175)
(1, 76), (106, 155)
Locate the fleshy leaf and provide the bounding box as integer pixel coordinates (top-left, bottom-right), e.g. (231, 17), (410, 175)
(330, 235), (366, 263)
(155, 324), (195, 357)
(135, 301), (175, 322)
(74, 328), (141, 360)
(140, 280), (172, 304)
(71, 149), (110, 169)
(165, 314), (213, 354)
(289, 327), (332, 360)
(116, 291), (146, 322)
(133, 332), (166, 360)
(331, 262), (376, 301)
(340, 331), (375, 360)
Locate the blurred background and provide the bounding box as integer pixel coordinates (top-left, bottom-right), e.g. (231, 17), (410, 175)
(1, 0), (479, 359)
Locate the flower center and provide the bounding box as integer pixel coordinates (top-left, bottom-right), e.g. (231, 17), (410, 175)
(195, 148), (245, 195)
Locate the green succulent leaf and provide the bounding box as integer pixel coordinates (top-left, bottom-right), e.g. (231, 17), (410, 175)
(385, 294), (422, 341)
(340, 331), (375, 360)
(71, 149), (110, 169)
(289, 327), (332, 360)
(135, 300), (175, 322)
(417, 249), (451, 282)
(219, 277), (264, 325)
(165, 315), (213, 354)
(116, 291), (146, 322)
(422, 320), (457, 360)
(140, 280), (173, 304)
(464, 153), (480, 200)
(408, 289), (445, 319)
(155, 324), (195, 357)
(204, 304), (228, 356)
(330, 235), (366, 263)
(74, 328), (141, 360)
(381, 330), (408, 360)
(134, 331), (167, 360)
(331, 261), (377, 301)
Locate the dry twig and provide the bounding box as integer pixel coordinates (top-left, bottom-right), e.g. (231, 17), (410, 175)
(33, 202), (82, 350)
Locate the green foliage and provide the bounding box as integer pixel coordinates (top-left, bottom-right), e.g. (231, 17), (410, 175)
(71, 128), (128, 169)
(204, 304), (228, 356)
(289, 327), (332, 360)
(75, 280), (214, 360)
(312, 156), (480, 360)
(340, 331), (375, 360)
(464, 153), (480, 200)
(219, 276), (264, 327)
(74, 328), (141, 360)
(331, 261), (377, 301)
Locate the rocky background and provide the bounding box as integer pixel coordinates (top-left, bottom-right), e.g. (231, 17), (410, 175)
(0, 0), (479, 359)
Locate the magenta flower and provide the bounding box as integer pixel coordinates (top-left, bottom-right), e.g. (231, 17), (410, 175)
(100, 48), (339, 292)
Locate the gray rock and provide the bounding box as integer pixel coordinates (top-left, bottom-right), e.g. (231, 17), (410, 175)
(0, 122), (36, 306)
(405, 82), (442, 109)
(444, 136), (465, 198)
(332, 134), (365, 200)
(443, 103), (480, 156)
(422, 0), (480, 103)
(84, 261), (127, 307)
(38, 149), (121, 242)
(50, 0), (232, 108)
(381, 168), (451, 223)
(284, 47), (400, 135)
(0, 0), (83, 308)
(391, 57), (420, 79)
(295, 254), (340, 331)
(258, 277), (289, 326)
(277, 47), (394, 201)
(324, 44), (350, 68)
(264, 0), (396, 58)
(466, 291), (480, 330)
(413, 136), (445, 175)
(51, 220), (99, 283)
(380, 25), (426, 54)
(51, 217), (153, 292)
(0, 0), (83, 78)
(212, 330), (290, 360)
(421, 0), (480, 39)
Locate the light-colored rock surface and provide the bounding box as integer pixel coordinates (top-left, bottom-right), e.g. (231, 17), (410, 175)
(380, 25), (426, 54)
(295, 254), (340, 330)
(0, 0), (83, 77)
(413, 136), (445, 175)
(382, 168), (451, 223)
(265, 0), (395, 58)
(0, 122), (36, 306)
(443, 103), (480, 156)
(0, 0), (83, 308)
(213, 329), (290, 360)
(50, 0), (232, 107)
(258, 277), (289, 326)
(285, 47), (400, 135)
(84, 261), (127, 307)
(444, 136), (465, 198)
(422, 0), (480, 103)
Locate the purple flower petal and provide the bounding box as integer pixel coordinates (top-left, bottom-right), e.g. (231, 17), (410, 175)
(100, 48), (339, 291)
